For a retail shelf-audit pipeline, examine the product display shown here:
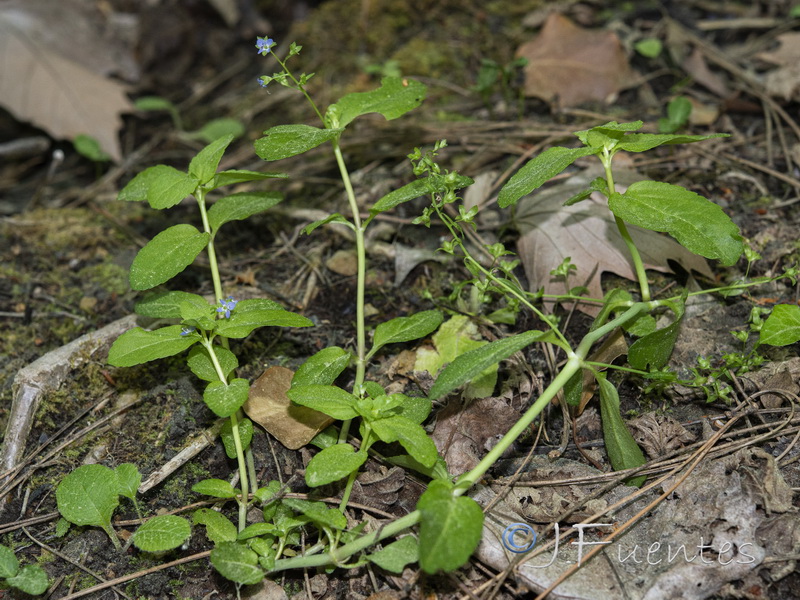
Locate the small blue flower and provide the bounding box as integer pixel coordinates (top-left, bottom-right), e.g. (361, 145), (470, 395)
(256, 37), (275, 56)
(181, 326), (196, 336)
(217, 296), (238, 319)
(257, 76), (269, 88)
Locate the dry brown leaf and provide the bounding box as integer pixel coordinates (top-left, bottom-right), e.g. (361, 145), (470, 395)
(244, 366), (333, 450)
(516, 168), (713, 315)
(756, 32), (800, 101)
(516, 13), (633, 106)
(627, 413), (695, 459)
(682, 47), (731, 98)
(0, 1), (136, 161)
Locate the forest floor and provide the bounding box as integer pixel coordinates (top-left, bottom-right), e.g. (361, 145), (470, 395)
(1, 1), (799, 599)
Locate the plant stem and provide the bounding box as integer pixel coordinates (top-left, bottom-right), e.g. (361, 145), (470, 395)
(196, 191), (224, 302)
(228, 411), (249, 531)
(601, 151), (651, 302)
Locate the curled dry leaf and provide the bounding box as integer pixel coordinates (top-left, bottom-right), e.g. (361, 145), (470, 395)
(516, 12), (634, 106)
(244, 366), (333, 450)
(627, 413), (696, 459)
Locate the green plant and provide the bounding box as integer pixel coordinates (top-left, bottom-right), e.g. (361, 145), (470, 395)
(134, 96), (246, 143)
(658, 96), (692, 133)
(0, 544), (48, 595)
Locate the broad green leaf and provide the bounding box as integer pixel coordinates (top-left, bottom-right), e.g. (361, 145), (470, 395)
(55, 518), (70, 537)
(564, 176), (608, 206)
(134, 96), (176, 112)
(238, 523), (277, 540)
(759, 304), (800, 346)
(108, 325), (199, 367)
(368, 536), (419, 573)
(573, 120), (644, 145)
(178, 296), (215, 324)
(608, 181), (742, 265)
(115, 463), (141, 500)
(210, 542), (264, 585)
(429, 330), (547, 400)
(207, 191), (283, 232)
(628, 299), (685, 370)
(498, 146), (596, 208)
(418, 480), (484, 573)
(370, 416), (437, 468)
(6, 565), (49, 595)
(56, 464), (120, 547)
(193, 508), (238, 544)
(254, 124), (342, 161)
(616, 132), (727, 153)
(326, 77), (426, 129)
(192, 478), (238, 498)
(292, 346), (351, 387)
(133, 515), (191, 552)
(210, 169), (288, 189)
(390, 455), (450, 480)
(634, 38), (662, 58)
(282, 498), (348, 530)
(215, 309), (313, 338)
(0, 544), (18, 578)
(203, 378), (250, 417)
(189, 134), (234, 185)
(304, 445), (367, 487)
(118, 165), (199, 210)
(286, 385), (358, 420)
(74, 134), (110, 162)
(414, 315), (496, 400)
(220, 417), (254, 459)
(192, 118), (245, 144)
(187, 345), (238, 382)
(371, 174), (474, 214)
(369, 310), (443, 358)
(134, 291), (208, 319)
(129, 224), (210, 290)
(302, 213), (353, 235)
(393, 395), (431, 425)
(596, 374), (646, 486)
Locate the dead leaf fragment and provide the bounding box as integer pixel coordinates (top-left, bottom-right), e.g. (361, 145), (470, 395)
(757, 32), (800, 101)
(244, 366), (333, 450)
(516, 13), (633, 106)
(627, 413), (696, 459)
(0, 3), (135, 161)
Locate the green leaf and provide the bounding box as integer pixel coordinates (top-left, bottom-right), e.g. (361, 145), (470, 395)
(282, 498), (348, 530)
(368, 536), (419, 573)
(134, 95), (176, 112)
(192, 118), (245, 144)
(210, 169), (288, 189)
(304, 445), (367, 487)
(418, 480), (484, 573)
(573, 120), (644, 146)
(207, 191), (283, 232)
(326, 77), (426, 129)
(628, 299), (685, 370)
(238, 523), (277, 540)
(429, 330), (547, 400)
(0, 544), (18, 578)
(370, 416), (437, 468)
(210, 542), (264, 585)
(108, 325), (199, 367)
(193, 508), (238, 544)
(390, 394), (431, 424)
(371, 174), (474, 214)
(55, 518), (70, 537)
(390, 455), (450, 480)
(498, 146), (596, 208)
(133, 515), (191, 552)
(634, 38), (662, 58)
(759, 304), (800, 346)
(189, 134), (234, 185)
(115, 463), (141, 500)
(214, 300), (312, 338)
(370, 310), (443, 358)
(658, 97), (692, 134)
(187, 345), (238, 382)
(56, 464), (120, 548)
(6, 564), (49, 595)
(118, 165), (199, 210)
(192, 478), (238, 498)
(220, 417), (254, 459)
(74, 134), (110, 162)
(178, 296), (215, 324)
(608, 181), (742, 265)
(596, 374), (646, 486)
(203, 378), (250, 418)
(254, 124), (342, 161)
(564, 176), (608, 206)
(302, 213), (353, 235)
(130, 224), (210, 290)
(134, 291), (208, 319)
(286, 385), (358, 420)
(616, 132), (727, 153)
(292, 346), (351, 387)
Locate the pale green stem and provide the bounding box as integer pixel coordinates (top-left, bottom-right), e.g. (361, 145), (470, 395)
(601, 151), (651, 302)
(195, 191), (224, 302)
(228, 411), (249, 531)
(269, 303), (651, 571)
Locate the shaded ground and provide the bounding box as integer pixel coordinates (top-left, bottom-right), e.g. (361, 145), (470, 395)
(1, 1), (800, 599)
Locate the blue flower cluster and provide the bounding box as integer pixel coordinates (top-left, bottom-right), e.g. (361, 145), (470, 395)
(180, 326), (196, 337)
(217, 296), (238, 319)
